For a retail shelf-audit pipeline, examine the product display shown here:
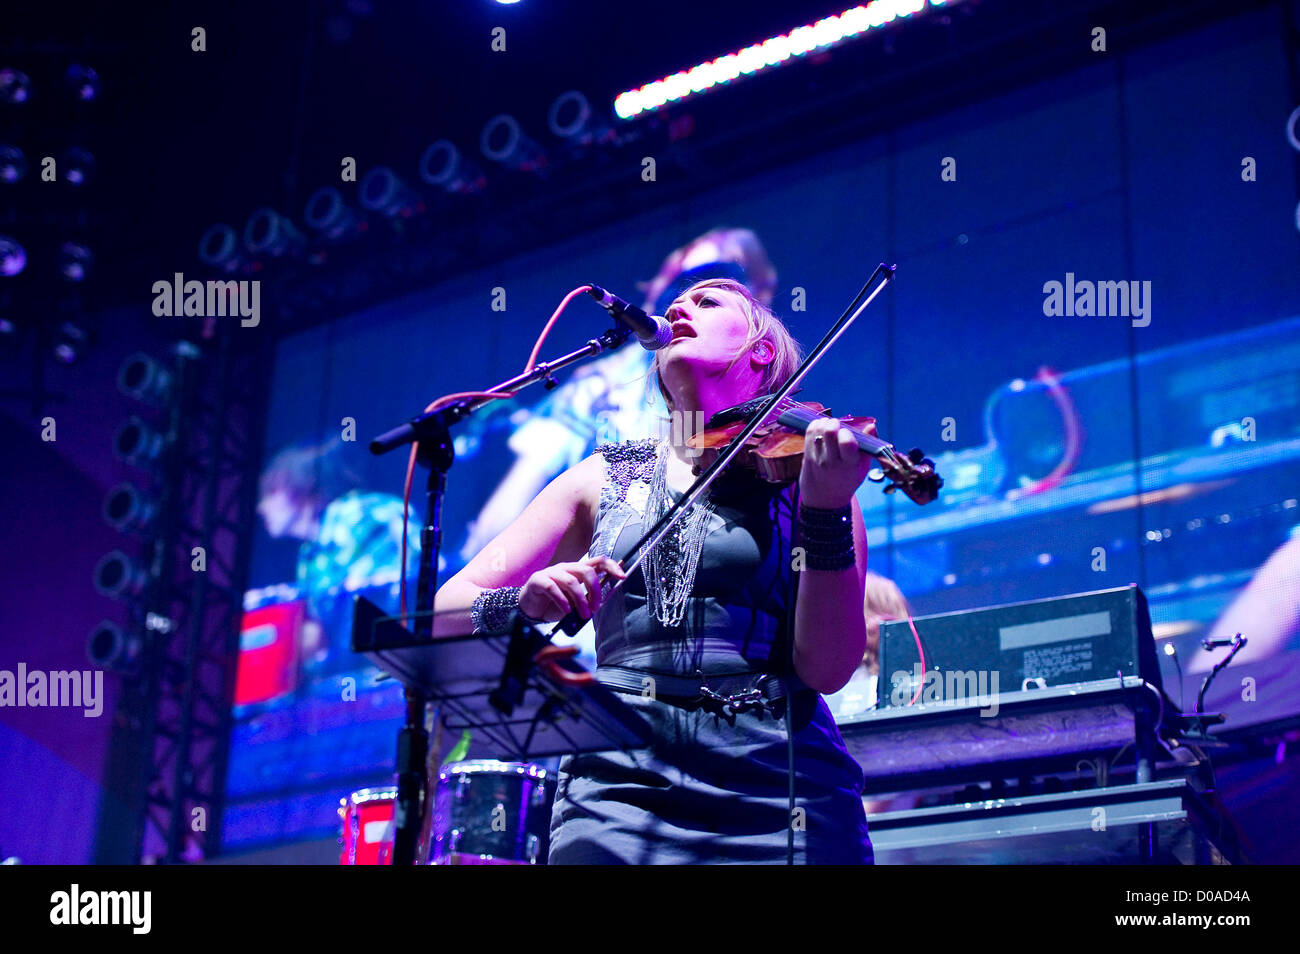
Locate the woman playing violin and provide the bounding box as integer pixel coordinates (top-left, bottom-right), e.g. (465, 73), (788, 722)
(435, 277), (874, 864)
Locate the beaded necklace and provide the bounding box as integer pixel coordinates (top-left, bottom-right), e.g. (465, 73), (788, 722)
(641, 439), (715, 628)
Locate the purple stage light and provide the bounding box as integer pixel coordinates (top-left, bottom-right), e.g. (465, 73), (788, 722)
(0, 145), (25, 183)
(62, 148), (95, 186)
(0, 236), (26, 276)
(0, 68), (32, 104)
(65, 64), (100, 102)
(59, 243), (93, 282)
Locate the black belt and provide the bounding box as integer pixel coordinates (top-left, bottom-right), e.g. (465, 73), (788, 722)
(595, 664), (800, 718)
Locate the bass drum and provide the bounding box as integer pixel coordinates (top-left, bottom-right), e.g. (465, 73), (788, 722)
(427, 760), (556, 865)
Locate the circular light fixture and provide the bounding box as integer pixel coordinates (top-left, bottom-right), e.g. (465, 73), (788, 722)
(103, 482), (157, 533)
(548, 90), (592, 139)
(303, 186), (360, 238)
(118, 352), (173, 406)
(198, 223), (241, 271)
(61, 148), (95, 187)
(418, 140), (484, 194)
(0, 145), (25, 184)
(92, 550), (149, 601)
(0, 236), (26, 277)
(0, 69), (32, 105)
(113, 416), (166, 465)
(358, 166), (421, 217)
(243, 207), (304, 256)
(58, 242), (93, 282)
(87, 620), (143, 675)
(64, 64), (100, 102)
(480, 114), (545, 171)
(52, 321), (88, 363)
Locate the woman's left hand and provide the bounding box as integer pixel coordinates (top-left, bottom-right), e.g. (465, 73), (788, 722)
(798, 417), (873, 509)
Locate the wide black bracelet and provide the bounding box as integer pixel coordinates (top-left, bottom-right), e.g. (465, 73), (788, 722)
(797, 503), (855, 571)
(798, 502), (853, 529)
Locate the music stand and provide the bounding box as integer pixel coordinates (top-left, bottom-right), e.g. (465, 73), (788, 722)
(351, 596), (651, 863)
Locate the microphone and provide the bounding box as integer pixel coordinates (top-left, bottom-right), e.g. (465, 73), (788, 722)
(587, 284), (673, 350)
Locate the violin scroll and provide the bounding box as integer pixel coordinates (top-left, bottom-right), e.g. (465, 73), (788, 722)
(882, 448), (943, 505)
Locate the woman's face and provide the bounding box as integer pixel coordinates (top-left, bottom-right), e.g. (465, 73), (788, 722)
(659, 286), (760, 402)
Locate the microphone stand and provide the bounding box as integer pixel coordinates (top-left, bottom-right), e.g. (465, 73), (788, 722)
(367, 320), (634, 864)
(551, 262), (898, 636)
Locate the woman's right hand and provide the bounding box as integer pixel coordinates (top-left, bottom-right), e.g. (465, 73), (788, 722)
(518, 555), (626, 622)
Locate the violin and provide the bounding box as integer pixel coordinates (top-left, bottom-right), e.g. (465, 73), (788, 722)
(686, 395), (943, 506)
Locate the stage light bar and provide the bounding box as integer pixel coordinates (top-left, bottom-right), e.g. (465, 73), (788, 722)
(613, 0), (959, 120)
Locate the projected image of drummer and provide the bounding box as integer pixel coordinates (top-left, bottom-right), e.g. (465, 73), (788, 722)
(255, 436), (421, 675)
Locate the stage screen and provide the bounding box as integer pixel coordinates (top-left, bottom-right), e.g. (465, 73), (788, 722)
(224, 9), (1300, 854)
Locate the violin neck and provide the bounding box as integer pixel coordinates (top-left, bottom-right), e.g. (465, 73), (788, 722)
(775, 407), (893, 459)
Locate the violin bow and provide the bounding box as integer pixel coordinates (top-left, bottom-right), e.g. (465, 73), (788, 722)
(549, 263), (898, 636)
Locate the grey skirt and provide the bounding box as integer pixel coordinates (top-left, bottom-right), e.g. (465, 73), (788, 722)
(547, 683), (873, 865)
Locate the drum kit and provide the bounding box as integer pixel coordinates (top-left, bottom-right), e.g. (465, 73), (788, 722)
(339, 759), (557, 865)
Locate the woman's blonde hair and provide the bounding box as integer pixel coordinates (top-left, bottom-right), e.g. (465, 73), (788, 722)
(862, 571), (910, 675)
(648, 278), (802, 412)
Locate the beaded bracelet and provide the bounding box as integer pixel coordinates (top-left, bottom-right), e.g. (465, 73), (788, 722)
(470, 585), (544, 634)
(797, 503), (855, 571)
